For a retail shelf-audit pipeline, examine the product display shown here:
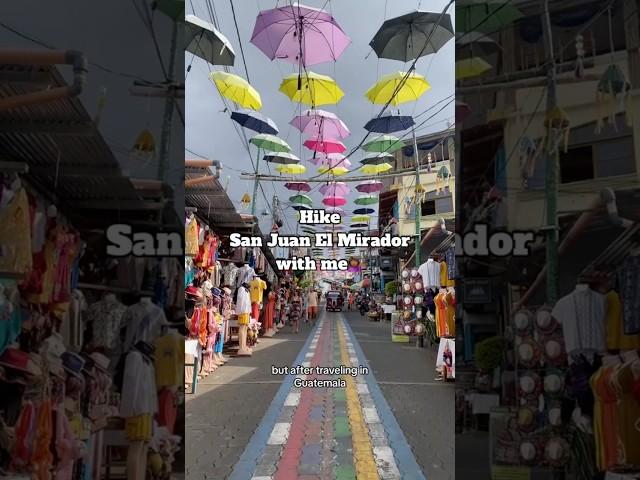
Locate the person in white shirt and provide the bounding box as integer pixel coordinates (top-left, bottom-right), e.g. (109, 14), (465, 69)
(307, 289), (319, 320)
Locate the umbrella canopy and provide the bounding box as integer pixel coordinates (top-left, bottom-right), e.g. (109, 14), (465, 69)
(361, 163), (392, 174)
(364, 115), (415, 133)
(322, 196), (347, 207)
(276, 164), (306, 174)
(313, 154), (351, 168)
(353, 208), (375, 215)
(365, 71), (430, 106)
(369, 11), (454, 62)
(291, 203), (312, 211)
(352, 215), (372, 223)
(320, 182), (350, 196)
(186, 15), (236, 66)
(264, 152), (300, 164)
(360, 152), (394, 165)
(284, 181), (311, 191)
(456, 1), (523, 34)
(303, 137), (346, 154)
(280, 72), (344, 106)
(456, 31), (502, 58)
(210, 71), (262, 110)
(231, 109), (278, 134)
(350, 223), (369, 229)
(290, 109), (350, 138)
(289, 194), (313, 205)
(250, 4), (351, 66)
(356, 180), (384, 193)
(323, 225), (344, 231)
(354, 195), (379, 205)
(318, 166), (349, 176)
(456, 57), (491, 80)
(362, 134), (405, 153)
(250, 133), (291, 152)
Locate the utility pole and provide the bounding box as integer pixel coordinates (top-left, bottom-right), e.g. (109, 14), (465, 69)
(541, 0), (559, 304)
(413, 127), (422, 267)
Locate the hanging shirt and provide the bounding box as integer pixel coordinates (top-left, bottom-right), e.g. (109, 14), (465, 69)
(249, 278), (267, 304)
(154, 332), (184, 388)
(85, 295), (127, 350)
(236, 265), (256, 289)
(606, 290), (640, 350)
(236, 286), (251, 315)
(445, 247), (456, 280)
(551, 287), (606, 356)
(617, 255), (640, 334)
(0, 188), (32, 274)
(223, 263), (239, 288)
(121, 300), (168, 354)
(120, 350), (158, 417)
(418, 259), (440, 288)
(440, 262), (455, 288)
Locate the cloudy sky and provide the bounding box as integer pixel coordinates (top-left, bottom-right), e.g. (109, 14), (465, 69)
(185, 0), (455, 245)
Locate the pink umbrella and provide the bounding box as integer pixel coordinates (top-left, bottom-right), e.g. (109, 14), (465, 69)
(322, 196), (347, 207)
(311, 153), (351, 168)
(304, 137), (346, 154)
(355, 180), (384, 193)
(284, 181), (311, 192)
(250, 4), (351, 67)
(291, 109), (350, 139)
(320, 182), (350, 196)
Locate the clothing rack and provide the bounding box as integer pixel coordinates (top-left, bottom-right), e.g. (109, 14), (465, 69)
(77, 282), (154, 296)
(579, 223), (640, 279)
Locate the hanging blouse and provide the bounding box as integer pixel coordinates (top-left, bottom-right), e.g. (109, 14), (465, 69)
(617, 255), (640, 334)
(606, 291), (640, 350)
(120, 350), (158, 417)
(185, 217), (199, 256)
(85, 295), (127, 350)
(418, 259), (441, 288)
(235, 287), (251, 315)
(445, 247), (456, 280)
(0, 188), (32, 274)
(439, 261), (455, 288)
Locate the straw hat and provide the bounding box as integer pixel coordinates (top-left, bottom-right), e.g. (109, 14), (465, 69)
(517, 406), (536, 433)
(513, 310), (533, 334)
(534, 306), (558, 335)
(519, 371), (542, 400)
(543, 369), (565, 395)
(544, 437), (569, 466)
(517, 338), (541, 368)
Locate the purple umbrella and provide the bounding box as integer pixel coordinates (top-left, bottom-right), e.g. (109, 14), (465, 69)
(355, 180), (384, 193)
(311, 154), (351, 168)
(291, 109), (350, 139)
(250, 4), (351, 67)
(320, 181), (350, 196)
(284, 181), (311, 192)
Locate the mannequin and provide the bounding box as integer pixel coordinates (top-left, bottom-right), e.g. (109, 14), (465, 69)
(236, 283), (252, 356)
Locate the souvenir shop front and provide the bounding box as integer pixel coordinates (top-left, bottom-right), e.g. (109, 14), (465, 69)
(486, 203), (640, 479)
(398, 226), (456, 381)
(0, 170), (184, 478)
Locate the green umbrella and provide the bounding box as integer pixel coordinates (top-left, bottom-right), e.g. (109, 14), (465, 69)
(289, 194), (313, 205)
(360, 152), (394, 165)
(362, 134), (404, 153)
(456, 1), (523, 34)
(250, 133), (291, 152)
(354, 195), (379, 206)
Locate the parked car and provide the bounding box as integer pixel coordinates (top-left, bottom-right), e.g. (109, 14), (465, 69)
(326, 290), (343, 312)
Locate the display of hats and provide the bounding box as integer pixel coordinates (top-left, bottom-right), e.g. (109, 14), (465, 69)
(415, 309), (423, 319)
(403, 310), (412, 320)
(544, 437), (569, 466)
(517, 406), (536, 433)
(202, 280), (213, 297)
(80, 354), (96, 377)
(185, 286), (203, 299)
(402, 282), (412, 293)
(519, 439), (540, 464)
(517, 338), (541, 368)
(410, 268), (419, 278)
(0, 347), (42, 377)
(413, 280), (424, 292)
(403, 323), (413, 334)
(401, 269), (410, 279)
(223, 287), (232, 296)
(414, 294), (424, 305)
(61, 352), (85, 378)
(211, 287), (222, 297)
(548, 405), (562, 427)
(513, 310), (533, 333)
(90, 352), (110, 372)
(519, 371), (542, 400)
(542, 334), (566, 366)
(414, 322), (425, 335)
(534, 306), (558, 335)
(403, 295), (413, 307)
(543, 369), (565, 395)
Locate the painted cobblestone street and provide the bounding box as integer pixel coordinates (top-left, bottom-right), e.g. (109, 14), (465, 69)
(186, 309), (453, 480)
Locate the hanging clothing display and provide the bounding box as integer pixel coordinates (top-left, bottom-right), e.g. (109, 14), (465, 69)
(418, 258), (441, 288)
(616, 254), (640, 334)
(121, 299), (168, 354)
(236, 285), (251, 325)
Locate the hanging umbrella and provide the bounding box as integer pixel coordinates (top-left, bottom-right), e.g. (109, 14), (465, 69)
(210, 71), (262, 110)
(360, 152), (394, 165)
(291, 203), (312, 211)
(323, 196), (347, 207)
(356, 180), (384, 193)
(324, 206), (344, 213)
(186, 15), (236, 66)
(456, 1), (523, 34)
(362, 135), (405, 153)
(352, 215), (371, 223)
(313, 154), (352, 168)
(231, 109), (278, 134)
(279, 72), (344, 106)
(455, 31), (502, 58)
(284, 181), (311, 192)
(250, 133), (291, 152)
(318, 166), (349, 176)
(277, 164), (306, 174)
(264, 152), (300, 164)
(361, 163), (392, 174)
(354, 195), (379, 205)
(456, 57), (491, 80)
(350, 223), (369, 229)
(456, 100), (472, 123)
(353, 208), (375, 215)
(364, 115), (415, 133)
(290, 109), (350, 138)
(289, 194), (313, 205)
(365, 72), (430, 106)
(324, 225), (345, 231)
(369, 11), (454, 62)
(320, 182), (350, 196)
(303, 137), (346, 154)
(250, 4), (351, 66)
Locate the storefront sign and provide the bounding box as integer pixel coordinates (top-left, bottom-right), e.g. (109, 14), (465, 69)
(106, 224), (183, 257)
(463, 278), (492, 303)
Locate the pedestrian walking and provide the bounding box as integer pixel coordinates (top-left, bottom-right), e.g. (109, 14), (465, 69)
(289, 288), (303, 333)
(307, 288), (318, 321)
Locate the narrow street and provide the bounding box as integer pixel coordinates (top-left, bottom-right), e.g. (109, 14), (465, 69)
(186, 309), (453, 480)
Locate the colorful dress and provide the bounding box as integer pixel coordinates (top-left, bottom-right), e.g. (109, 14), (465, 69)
(289, 299), (302, 324)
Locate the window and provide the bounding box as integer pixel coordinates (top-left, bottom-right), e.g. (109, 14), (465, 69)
(559, 145), (594, 183)
(559, 136), (635, 184)
(421, 193), (453, 216)
(421, 200), (436, 216)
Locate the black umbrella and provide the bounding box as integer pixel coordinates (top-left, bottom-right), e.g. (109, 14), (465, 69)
(185, 14), (236, 66)
(231, 109), (279, 135)
(364, 115), (415, 134)
(369, 11), (454, 62)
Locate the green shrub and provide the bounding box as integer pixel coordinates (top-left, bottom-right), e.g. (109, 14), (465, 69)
(474, 336), (505, 371)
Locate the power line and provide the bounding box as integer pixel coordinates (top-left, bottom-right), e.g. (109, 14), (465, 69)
(228, 0), (252, 83)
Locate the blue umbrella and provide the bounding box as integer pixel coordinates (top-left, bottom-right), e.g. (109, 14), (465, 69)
(231, 109), (279, 134)
(353, 208), (375, 215)
(364, 115), (415, 133)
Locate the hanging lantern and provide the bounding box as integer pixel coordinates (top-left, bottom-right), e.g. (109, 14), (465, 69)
(543, 106), (571, 153)
(596, 64), (632, 134)
(414, 183), (426, 204)
(240, 192), (251, 210)
(131, 129), (156, 161)
(436, 165), (451, 192)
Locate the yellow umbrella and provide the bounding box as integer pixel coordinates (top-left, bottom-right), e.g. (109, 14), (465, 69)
(276, 164), (307, 175)
(365, 71), (430, 106)
(351, 215), (371, 223)
(455, 58), (491, 80)
(279, 72), (344, 106)
(210, 71), (262, 110)
(317, 166), (349, 176)
(361, 162), (392, 174)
